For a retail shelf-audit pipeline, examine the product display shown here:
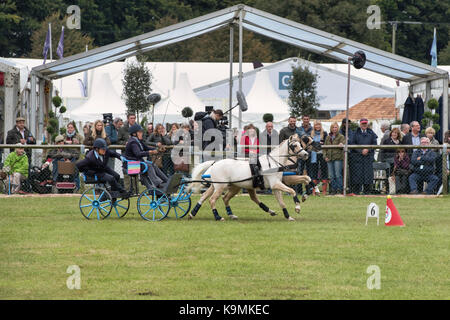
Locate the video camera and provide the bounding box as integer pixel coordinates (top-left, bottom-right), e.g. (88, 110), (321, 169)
(102, 113), (113, 125)
(218, 115), (228, 128)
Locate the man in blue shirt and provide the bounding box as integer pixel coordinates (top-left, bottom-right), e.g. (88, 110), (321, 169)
(409, 137), (439, 194)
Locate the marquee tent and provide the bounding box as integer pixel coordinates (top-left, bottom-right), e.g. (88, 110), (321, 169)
(69, 72), (127, 122)
(231, 69), (290, 130)
(152, 72), (205, 125)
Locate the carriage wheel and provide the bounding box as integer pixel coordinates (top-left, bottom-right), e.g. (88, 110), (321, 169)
(79, 186), (112, 220)
(170, 189), (192, 219)
(137, 188), (170, 221)
(111, 197), (130, 218)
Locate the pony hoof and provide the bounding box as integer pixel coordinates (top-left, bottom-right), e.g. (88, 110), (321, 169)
(269, 210), (277, 216)
(302, 195), (307, 202)
(218, 217), (225, 221)
(229, 215), (238, 220)
(295, 206), (301, 214)
(288, 216), (295, 222)
(188, 213), (194, 220)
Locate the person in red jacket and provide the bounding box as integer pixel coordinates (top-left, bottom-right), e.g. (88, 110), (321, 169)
(243, 124), (259, 162)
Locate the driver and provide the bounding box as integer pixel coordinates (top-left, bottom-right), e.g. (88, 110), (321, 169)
(124, 124), (169, 189)
(76, 138), (129, 197)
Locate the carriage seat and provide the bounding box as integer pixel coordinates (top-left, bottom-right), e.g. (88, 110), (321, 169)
(82, 173), (105, 185)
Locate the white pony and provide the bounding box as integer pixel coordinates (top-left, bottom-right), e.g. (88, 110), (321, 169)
(186, 134), (309, 221)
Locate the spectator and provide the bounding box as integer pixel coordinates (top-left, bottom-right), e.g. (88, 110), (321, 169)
(174, 123), (191, 145)
(168, 123), (180, 144)
(260, 121), (279, 154)
(445, 130), (450, 191)
(6, 117), (36, 164)
(296, 115), (313, 137)
(144, 123), (154, 142)
(43, 135), (79, 183)
(279, 116), (298, 143)
(243, 123), (259, 161)
(83, 120), (111, 147)
(380, 122), (391, 144)
(339, 118), (354, 143)
(425, 127), (439, 146)
(409, 137), (438, 194)
(189, 119), (200, 147)
(392, 148), (410, 194)
(309, 120), (328, 195)
(105, 117), (123, 171)
(349, 118), (378, 195)
(402, 121), (424, 156)
(400, 123), (410, 138)
(3, 144), (29, 194)
(63, 122), (84, 145)
(82, 122), (92, 141)
(148, 123), (172, 174)
(324, 122), (345, 195)
(379, 127), (402, 169)
(105, 117), (123, 145)
(117, 113), (137, 145)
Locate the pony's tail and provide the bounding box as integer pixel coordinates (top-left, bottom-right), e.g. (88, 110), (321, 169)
(186, 160), (215, 193)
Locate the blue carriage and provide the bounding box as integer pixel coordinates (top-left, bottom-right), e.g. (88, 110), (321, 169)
(78, 158), (191, 221)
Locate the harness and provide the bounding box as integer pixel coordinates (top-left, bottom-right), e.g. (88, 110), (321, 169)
(248, 138), (303, 189)
(249, 157), (265, 189)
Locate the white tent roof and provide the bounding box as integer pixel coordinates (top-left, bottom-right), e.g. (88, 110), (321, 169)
(69, 72), (127, 121)
(235, 69), (290, 128)
(153, 72), (204, 124)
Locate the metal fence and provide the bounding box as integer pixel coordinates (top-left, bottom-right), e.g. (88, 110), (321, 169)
(0, 144), (448, 196)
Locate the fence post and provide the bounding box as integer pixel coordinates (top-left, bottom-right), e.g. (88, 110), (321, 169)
(443, 144), (448, 195)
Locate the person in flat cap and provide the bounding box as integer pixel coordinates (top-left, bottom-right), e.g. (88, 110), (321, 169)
(6, 116), (36, 166)
(348, 118), (378, 195)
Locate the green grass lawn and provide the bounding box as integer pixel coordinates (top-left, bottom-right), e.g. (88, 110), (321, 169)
(0, 194), (449, 300)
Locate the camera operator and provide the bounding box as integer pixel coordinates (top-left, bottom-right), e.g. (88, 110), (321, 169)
(217, 115), (233, 151)
(194, 108), (224, 161)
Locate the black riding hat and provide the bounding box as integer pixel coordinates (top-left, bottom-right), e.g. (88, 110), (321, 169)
(93, 138), (108, 150)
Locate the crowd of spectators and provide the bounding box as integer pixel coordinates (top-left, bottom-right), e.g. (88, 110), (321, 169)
(1, 113), (449, 196)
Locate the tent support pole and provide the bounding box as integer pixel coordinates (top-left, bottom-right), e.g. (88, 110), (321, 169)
(343, 58), (351, 197)
(238, 8), (243, 129)
(229, 24), (234, 129)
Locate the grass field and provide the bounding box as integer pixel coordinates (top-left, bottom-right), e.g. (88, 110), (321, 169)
(0, 194), (449, 300)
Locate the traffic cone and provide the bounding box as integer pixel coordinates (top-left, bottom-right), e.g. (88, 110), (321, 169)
(385, 195), (405, 227)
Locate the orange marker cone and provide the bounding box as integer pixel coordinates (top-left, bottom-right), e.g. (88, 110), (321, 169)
(385, 195), (405, 227)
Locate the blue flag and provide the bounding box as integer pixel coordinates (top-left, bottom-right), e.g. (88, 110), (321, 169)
(56, 26), (64, 59)
(43, 24), (51, 64)
(430, 28), (437, 67)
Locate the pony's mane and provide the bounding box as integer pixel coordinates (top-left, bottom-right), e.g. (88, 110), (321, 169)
(268, 138), (289, 157)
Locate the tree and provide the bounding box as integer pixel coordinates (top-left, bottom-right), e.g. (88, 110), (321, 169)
(439, 41), (450, 65)
(0, 1), (22, 56)
(29, 12), (95, 59)
(122, 59), (152, 122)
(287, 64), (319, 118)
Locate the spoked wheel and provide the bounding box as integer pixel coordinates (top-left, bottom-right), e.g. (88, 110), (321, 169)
(137, 188), (170, 221)
(79, 186), (112, 220)
(169, 188), (192, 219)
(111, 197), (130, 218)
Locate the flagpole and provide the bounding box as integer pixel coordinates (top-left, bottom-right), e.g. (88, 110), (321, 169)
(49, 23), (52, 62)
